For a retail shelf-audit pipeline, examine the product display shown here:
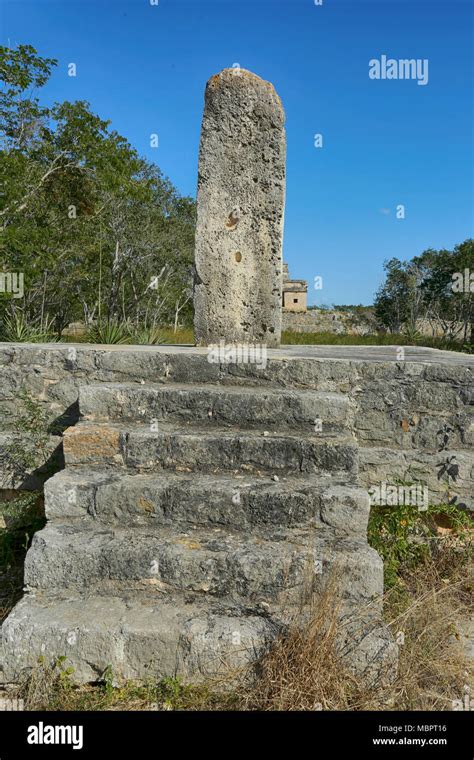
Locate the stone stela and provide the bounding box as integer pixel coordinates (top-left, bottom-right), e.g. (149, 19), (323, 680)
(193, 68), (286, 348)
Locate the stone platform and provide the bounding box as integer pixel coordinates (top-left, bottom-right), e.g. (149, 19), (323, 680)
(0, 343), (472, 686)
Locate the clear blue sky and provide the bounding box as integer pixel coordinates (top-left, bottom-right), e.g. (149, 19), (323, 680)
(2, 0), (473, 305)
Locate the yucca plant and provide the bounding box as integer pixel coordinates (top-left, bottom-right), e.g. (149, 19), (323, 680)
(87, 319), (130, 345)
(127, 324), (167, 345)
(1, 311), (57, 343)
(401, 322), (421, 342)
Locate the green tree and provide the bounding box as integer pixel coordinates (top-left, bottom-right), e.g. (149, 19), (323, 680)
(0, 44), (196, 337)
(374, 242), (473, 342)
(374, 258), (413, 333)
(416, 241), (473, 342)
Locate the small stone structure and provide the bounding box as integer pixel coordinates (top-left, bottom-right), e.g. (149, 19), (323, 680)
(194, 69), (286, 348)
(0, 344), (403, 684)
(1, 343), (472, 686)
(282, 262), (308, 313)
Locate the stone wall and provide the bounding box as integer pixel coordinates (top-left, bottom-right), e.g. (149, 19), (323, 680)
(282, 311), (469, 341)
(282, 309), (376, 335)
(0, 343), (472, 510)
(415, 318), (467, 339)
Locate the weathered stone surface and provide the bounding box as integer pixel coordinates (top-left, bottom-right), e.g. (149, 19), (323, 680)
(63, 424), (122, 466)
(62, 422), (358, 476)
(24, 523), (383, 607)
(45, 468), (366, 530)
(355, 406), (471, 450)
(336, 614), (399, 686)
(0, 344), (471, 403)
(0, 432), (62, 489)
(124, 427), (357, 475)
(0, 590), (396, 685)
(0, 592), (275, 684)
(193, 69), (286, 347)
(320, 485), (371, 535)
(5, 343), (471, 684)
(359, 447), (474, 509)
(79, 383), (350, 433)
(62, 418), (358, 475)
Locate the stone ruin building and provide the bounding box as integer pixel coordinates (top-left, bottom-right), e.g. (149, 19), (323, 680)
(282, 262), (308, 313)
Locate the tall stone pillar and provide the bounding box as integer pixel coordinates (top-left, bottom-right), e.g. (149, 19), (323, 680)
(193, 68), (286, 348)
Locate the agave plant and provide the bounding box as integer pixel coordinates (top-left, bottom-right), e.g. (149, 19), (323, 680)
(1, 310), (58, 343)
(401, 322), (421, 342)
(127, 324), (167, 345)
(87, 319), (130, 345)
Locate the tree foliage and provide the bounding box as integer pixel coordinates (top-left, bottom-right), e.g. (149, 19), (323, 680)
(0, 44), (196, 336)
(374, 241), (473, 343)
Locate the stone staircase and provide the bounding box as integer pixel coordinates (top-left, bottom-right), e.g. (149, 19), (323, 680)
(0, 379), (397, 685)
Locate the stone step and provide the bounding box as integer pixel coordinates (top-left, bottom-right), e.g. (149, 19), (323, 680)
(0, 590), (397, 686)
(63, 422), (359, 476)
(24, 522), (383, 606)
(44, 468), (369, 535)
(79, 382), (351, 433)
(0, 590), (275, 684)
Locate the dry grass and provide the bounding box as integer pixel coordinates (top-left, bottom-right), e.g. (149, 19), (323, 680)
(238, 577), (371, 711)
(5, 547), (471, 712)
(2, 494), (472, 711)
(238, 546), (472, 711)
(381, 540), (473, 710)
